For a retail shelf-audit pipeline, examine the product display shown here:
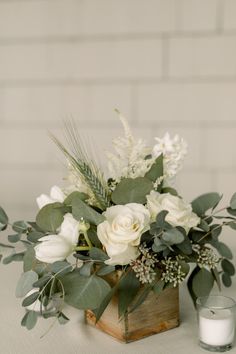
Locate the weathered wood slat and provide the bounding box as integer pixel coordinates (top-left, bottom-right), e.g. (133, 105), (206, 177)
(85, 286), (179, 343)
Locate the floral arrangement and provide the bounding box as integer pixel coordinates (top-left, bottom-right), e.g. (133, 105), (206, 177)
(0, 112), (235, 332)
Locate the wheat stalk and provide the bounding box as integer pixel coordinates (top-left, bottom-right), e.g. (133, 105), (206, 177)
(50, 121), (109, 210)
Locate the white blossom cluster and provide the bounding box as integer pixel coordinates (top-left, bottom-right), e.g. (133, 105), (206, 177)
(161, 258), (186, 287)
(196, 247), (219, 269)
(106, 113), (152, 182)
(106, 113), (187, 186)
(152, 133), (187, 185)
(131, 244), (157, 284)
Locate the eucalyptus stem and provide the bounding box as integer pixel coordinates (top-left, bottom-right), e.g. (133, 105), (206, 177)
(198, 222), (228, 243)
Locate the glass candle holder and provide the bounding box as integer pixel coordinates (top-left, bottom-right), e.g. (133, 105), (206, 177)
(196, 295), (236, 352)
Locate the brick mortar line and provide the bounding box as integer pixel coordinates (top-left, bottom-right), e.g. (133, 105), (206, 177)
(3, 76), (236, 88)
(1, 30), (236, 45)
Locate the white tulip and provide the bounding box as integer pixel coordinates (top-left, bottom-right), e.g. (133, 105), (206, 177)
(97, 203), (150, 266)
(35, 213), (80, 264)
(35, 235), (75, 264)
(146, 191), (200, 233)
(36, 185), (65, 209)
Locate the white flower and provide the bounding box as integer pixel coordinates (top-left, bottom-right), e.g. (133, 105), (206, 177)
(106, 111), (152, 182)
(146, 191), (200, 233)
(97, 203), (150, 266)
(35, 213), (80, 264)
(36, 185), (65, 209)
(152, 133), (187, 185)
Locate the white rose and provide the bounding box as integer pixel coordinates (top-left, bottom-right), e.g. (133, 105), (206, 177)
(36, 185), (65, 209)
(146, 191), (200, 233)
(97, 203), (150, 266)
(35, 213), (79, 264)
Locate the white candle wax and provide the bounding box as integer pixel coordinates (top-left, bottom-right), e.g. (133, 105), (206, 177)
(199, 308), (235, 346)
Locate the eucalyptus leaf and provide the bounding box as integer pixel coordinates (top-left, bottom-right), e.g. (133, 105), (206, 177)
(93, 284), (118, 323)
(162, 228), (184, 245)
(12, 220), (29, 233)
(27, 231), (44, 243)
(33, 275), (52, 288)
(3, 251), (25, 264)
(16, 270), (38, 298)
(23, 246), (36, 272)
(192, 193), (222, 216)
(97, 265), (116, 276)
(79, 262), (93, 277)
(22, 291), (40, 307)
(221, 259), (235, 276)
(21, 311), (38, 330)
(111, 177), (153, 205)
(0, 206), (8, 226)
(192, 268), (214, 298)
(8, 234), (21, 243)
(128, 285), (152, 315)
(72, 198), (104, 226)
(211, 268), (221, 291)
(227, 221), (236, 230)
(118, 271), (140, 317)
(36, 203), (64, 232)
(51, 261), (72, 275)
(58, 312), (70, 325)
(64, 191), (88, 205)
(144, 154), (163, 183)
(215, 242), (233, 260)
(230, 192), (236, 210)
(89, 247), (109, 261)
(222, 273), (232, 287)
(62, 272), (111, 310)
(162, 187), (178, 196)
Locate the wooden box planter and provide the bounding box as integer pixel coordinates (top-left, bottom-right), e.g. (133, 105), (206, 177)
(85, 286), (179, 343)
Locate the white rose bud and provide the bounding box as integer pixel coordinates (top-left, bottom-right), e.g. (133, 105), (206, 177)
(146, 191), (200, 233)
(97, 203), (150, 266)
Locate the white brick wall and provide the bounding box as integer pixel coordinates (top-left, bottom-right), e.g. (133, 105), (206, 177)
(0, 0), (236, 221)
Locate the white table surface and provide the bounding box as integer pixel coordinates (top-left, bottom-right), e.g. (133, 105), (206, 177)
(0, 260), (235, 354)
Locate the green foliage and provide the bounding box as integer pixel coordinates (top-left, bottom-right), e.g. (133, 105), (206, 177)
(93, 284), (118, 323)
(50, 261), (72, 275)
(58, 312), (70, 325)
(64, 191), (88, 205)
(72, 197), (105, 226)
(27, 231), (44, 243)
(118, 271), (140, 318)
(15, 271), (38, 298)
(62, 272), (111, 310)
(21, 311), (38, 330)
(89, 247), (109, 261)
(214, 241), (233, 260)
(162, 228), (184, 245)
(97, 265), (116, 276)
(221, 259), (235, 276)
(191, 193), (222, 216)
(8, 234), (21, 243)
(12, 221), (29, 233)
(145, 154), (163, 183)
(111, 177), (153, 205)
(222, 272), (232, 287)
(192, 268), (214, 298)
(36, 202), (64, 233)
(0, 206), (8, 231)
(23, 246), (36, 272)
(22, 291), (40, 307)
(3, 251), (25, 264)
(230, 192), (236, 210)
